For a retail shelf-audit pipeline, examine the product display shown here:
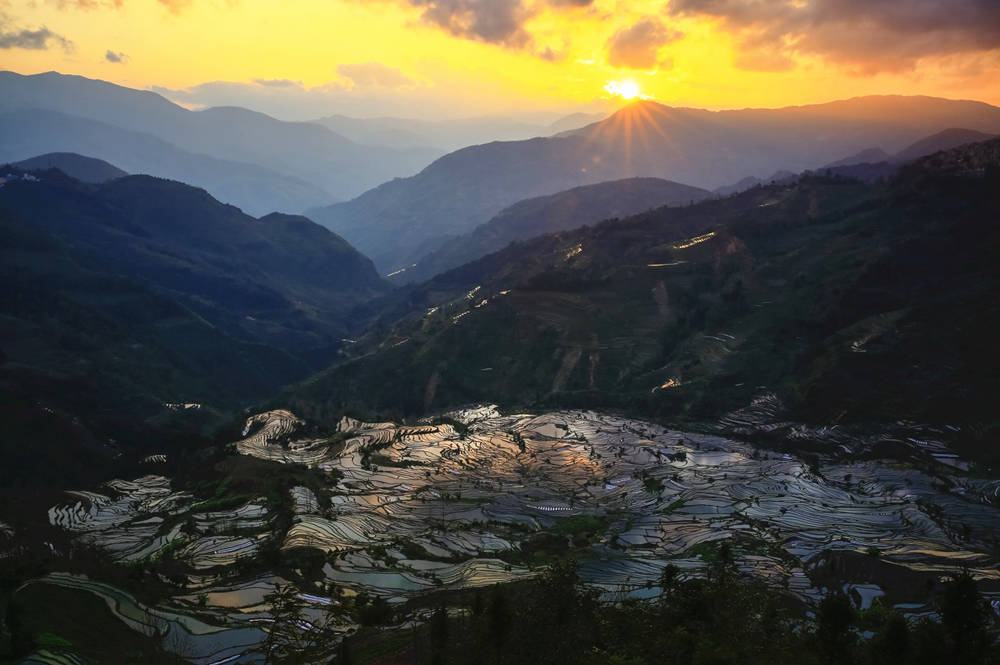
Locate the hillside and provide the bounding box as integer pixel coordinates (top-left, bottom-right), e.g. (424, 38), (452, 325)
(7, 152), (127, 183)
(0, 210), (306, 492)
(0, 169), (390, 356)
(287, 139), (1000, 461)
(0, 70), (441, 209)
(403, 177), (711, 283)
(307, 95), (1000, 272)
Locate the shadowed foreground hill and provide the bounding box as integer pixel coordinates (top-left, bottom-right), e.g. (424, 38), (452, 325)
(0, 170), (390, 357)
(402, 177), (711, 283)
(288, 139), (1000, 455)
(0, 169), (389, 494)
(0, 211), (304, 492)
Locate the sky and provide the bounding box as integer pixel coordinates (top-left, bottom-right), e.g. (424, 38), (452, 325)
(2, 0), (999, 120)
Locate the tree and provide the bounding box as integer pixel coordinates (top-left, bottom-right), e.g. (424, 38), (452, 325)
(262, 584), (332, 664)
(815, 591), (857, 664)
(939, 572), (992, 664)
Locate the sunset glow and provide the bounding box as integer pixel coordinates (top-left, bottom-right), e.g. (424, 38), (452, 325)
(1, 1), (998, 118)
(605, 80), (646, 101)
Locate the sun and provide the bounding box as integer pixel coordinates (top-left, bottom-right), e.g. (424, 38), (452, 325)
(605, 80), (646, 101)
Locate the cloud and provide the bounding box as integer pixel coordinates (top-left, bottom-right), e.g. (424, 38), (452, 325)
(407, 0), (530, 46)
(253, 78), (302, 87)
(606, 17), (682, 69)
(0, 20), (73, 51)
(394, 0), (594, 50)
(51, 0), (125, 8)
(157, 0), (192, 13)
(667, 0), (1000, 73)
(105, 49), (127, 63)
(336, 62), (415, 88)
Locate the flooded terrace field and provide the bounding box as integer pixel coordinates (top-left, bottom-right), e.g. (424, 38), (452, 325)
(25, 405), (1000, 662)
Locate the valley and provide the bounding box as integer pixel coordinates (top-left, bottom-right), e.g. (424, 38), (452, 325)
(1, 54), (999, 664)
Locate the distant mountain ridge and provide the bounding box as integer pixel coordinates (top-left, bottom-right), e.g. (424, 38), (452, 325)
(307, 95), (1000, 272)
(401, 177), (711, 283)
(310, 112), (606, 152)
(717, 127), (998, 194)
(0, 108), (336, 217)
(0, 70), (442, 213)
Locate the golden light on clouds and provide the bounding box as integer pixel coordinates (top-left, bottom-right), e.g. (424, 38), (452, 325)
(0, 0), (997, 117)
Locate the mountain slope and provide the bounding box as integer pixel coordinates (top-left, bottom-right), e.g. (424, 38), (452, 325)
(307, 95), (1000, 272)
(7, 152), (127, 183)
(287, 139), (1000, 446)
(0, 70), (440, 206)
(0, 211), (306, 491)
(0, 109), (334, 216)
(403, 177), (711, 283)
(0, 169), (390, 356)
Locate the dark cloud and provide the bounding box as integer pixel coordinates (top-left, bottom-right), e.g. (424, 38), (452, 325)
(253, 78), (303, 87)
(407, 0), (530, 46)
(402, 0), (594, 49)
(0, 21), (73, 51)
(336, 62), (415, 88)
(667, 0), (1000, 73)
(105, 49), (127, 63)
(606, 17), (683, 69)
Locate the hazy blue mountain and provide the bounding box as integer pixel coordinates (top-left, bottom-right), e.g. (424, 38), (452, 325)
(402, 177), (711, 283)
(714, 170), (796, 196)
(310, 112), (607, 153)
(0, 109), (334, 216)
(546, 111), (609, 134)
(823, 148), (891, 168)
(891, 128), (995, 163)
(307, 95), (1000, 272)
(0, 70), (441, 206)
(7, 152), (127, 183)
(720, 127), (997, 193)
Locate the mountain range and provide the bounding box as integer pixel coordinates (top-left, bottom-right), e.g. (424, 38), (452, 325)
(401, 176), (711, 283)
(307, 95), (1000, 273)
(715, 127), (997, 194)
(310, 111), (607, 152)
(0, 71), (443, 215)
(287, 139), (1000, 462)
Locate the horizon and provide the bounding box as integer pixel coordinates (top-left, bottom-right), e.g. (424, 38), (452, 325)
(4, 68), (1000, 125)
(2, 1), (999, 121)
